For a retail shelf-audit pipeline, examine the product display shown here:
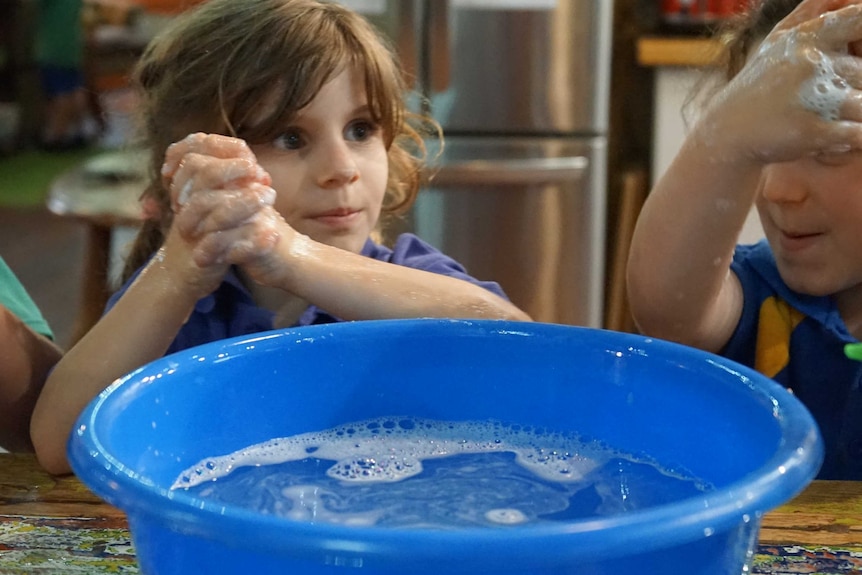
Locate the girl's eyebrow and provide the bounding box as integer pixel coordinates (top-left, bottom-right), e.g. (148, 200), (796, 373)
(292, 103), (371, 123)
(350, 104), (372, 117)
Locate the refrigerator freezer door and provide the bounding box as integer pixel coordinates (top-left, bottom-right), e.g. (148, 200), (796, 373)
(412, 137), (606, 327)
(425, 1), (613, 135)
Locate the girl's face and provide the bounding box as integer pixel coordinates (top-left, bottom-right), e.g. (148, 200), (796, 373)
(755, 152), (862, 297)
(251, 67), (389, 254)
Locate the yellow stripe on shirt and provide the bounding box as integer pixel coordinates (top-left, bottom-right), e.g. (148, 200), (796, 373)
(755, 296), (806, 378)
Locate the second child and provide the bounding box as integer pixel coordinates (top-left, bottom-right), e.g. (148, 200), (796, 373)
(627, 0), (862, 479)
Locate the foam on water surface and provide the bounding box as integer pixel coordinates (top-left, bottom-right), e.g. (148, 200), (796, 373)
(171, 417), (712, 529)
(172, 417), (608, 490)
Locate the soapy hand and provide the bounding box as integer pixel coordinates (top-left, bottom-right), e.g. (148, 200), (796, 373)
(157, 133), (287, 296)
(696, 0), (862, 165)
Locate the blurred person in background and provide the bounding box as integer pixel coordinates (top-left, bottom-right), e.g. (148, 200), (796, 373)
(34, 0), (96, 150)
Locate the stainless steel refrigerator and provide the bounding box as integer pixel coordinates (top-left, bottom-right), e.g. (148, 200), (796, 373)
(337, 0), (612, 327)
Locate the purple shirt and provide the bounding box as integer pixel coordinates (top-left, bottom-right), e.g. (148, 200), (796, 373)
(107, 234), (507, 355)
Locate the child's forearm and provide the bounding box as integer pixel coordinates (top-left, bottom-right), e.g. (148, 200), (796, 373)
(262, 234), (531, 323)
(30, 261), (203, 475)
(627, 129), (762, 349)
(0, 306), (62, 452)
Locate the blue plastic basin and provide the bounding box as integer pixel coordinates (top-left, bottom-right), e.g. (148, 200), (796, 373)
(68, 319), (823, 575)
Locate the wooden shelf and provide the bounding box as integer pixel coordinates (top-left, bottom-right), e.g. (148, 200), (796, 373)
(637, 36), (722, 67)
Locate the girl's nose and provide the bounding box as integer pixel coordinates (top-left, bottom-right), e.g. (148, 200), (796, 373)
(316, 139), (360, 189)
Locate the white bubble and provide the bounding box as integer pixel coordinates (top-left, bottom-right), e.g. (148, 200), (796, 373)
(484, 508), (528, 525)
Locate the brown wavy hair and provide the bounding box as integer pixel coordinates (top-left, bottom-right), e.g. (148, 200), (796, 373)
(122, 0), (440, 282)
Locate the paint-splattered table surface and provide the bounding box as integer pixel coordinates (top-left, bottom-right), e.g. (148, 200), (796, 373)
(0, 454), (135, 573)
(2, 452), (862, 574)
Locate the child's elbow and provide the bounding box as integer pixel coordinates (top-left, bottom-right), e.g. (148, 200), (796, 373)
(627, 294), (677, 342)
(30, 413), (73, 476)
(483, 295), (532, 322)
(32, 444), (73, 476)
(506, 307), (532, 322)
(35, 450), (72, 476)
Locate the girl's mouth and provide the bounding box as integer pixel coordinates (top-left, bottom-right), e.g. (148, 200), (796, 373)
(312, 207), (361, 228)
(778, 230), (822, 252)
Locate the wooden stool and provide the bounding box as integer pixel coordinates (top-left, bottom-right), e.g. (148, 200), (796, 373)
(46, 149), (145, 345)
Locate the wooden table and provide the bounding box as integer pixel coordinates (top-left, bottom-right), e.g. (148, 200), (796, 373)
(2, 453), (862, 574)
(46, 150), (146, 346)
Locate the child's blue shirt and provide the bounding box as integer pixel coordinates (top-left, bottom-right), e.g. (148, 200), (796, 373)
(724, 240), (862, 479)
(107, 233), (506, 355)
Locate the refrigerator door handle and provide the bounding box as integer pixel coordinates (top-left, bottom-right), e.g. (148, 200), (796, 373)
(425, 156), (588, 187)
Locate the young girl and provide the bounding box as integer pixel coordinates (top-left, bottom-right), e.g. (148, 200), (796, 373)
(627, 0), (862, 479)
(31, 0), (530, 475)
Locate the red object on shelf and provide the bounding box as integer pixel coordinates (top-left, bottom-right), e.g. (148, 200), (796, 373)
(131, 0), (206, 14)
(661, 0), (703, 19)
(661, 0), (750, 22)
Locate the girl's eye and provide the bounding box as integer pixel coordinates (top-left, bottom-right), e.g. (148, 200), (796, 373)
(346, 120), (378, 142)
(273, 130), (304, 150)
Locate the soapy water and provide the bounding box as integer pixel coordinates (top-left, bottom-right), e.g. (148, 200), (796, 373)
(173, 417), (607, 489)
(173, 417), (711, 529)
(182, 451), (709, 528)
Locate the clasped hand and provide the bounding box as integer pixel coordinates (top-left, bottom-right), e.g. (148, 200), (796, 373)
(157, 133), (294, 298)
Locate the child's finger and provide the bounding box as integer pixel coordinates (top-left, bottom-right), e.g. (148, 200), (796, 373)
(162, 133), (258, 180)
(776, 0), (862, 31)
(170, 153), (270, 210)
(191, 216), (280, 268)
(189, 228), (242, 267)
(837, 91), (862, 123)
(806, 2), (862, 52)
(224, 221), (281, 266)
(825, 119), (862, 149)
(833, 54), (862, 86)
(192, 185), (277, 235)
(171, 185), (272, 238)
